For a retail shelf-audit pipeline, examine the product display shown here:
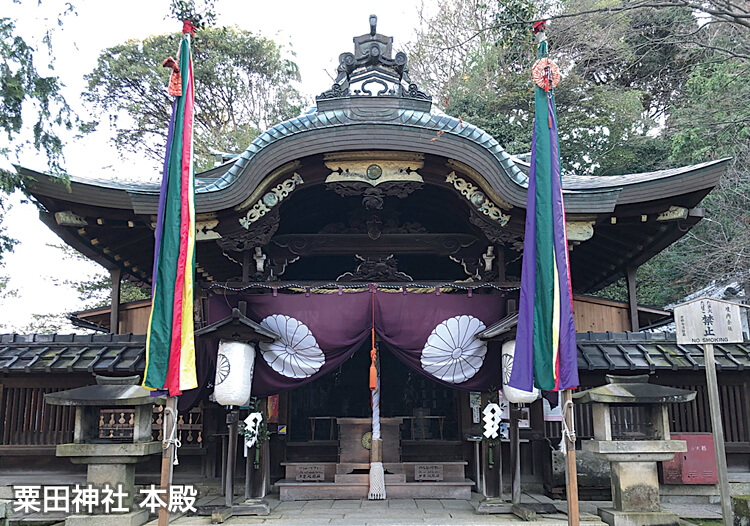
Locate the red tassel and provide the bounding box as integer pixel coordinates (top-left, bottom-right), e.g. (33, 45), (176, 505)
(369, 362), (377, 391)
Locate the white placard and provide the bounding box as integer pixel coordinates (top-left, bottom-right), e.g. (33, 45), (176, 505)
(674, 298), (744, 345)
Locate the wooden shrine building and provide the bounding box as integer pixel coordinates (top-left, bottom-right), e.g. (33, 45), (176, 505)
(3, 18), (748, 500)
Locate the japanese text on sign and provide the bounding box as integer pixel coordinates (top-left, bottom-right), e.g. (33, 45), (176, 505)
(674, 298), (744, 345)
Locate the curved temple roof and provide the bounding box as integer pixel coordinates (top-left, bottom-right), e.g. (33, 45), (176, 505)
(17, 17), (730, 292)
(20, 15), (727, 216)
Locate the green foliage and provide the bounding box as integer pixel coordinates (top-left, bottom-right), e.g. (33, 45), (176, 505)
(83, 27), (304, 171)
(0, 12), (74, 265)
(19, 313), (68, 334)
(66, 273), (150, 309)
(552, 2), (703, 118)
(168, 0), (216, 31)
(0, 17), (72, 178)
(412, 0), (672, 175)
(410, 0), (749, 304)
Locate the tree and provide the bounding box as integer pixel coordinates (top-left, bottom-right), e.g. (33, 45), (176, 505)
(66, 273), (150, 309)
(408, 0), (750, 306)
(83, 26), (304, 171)
(1, 11), (74, 265)
(407, 0), (673, 175)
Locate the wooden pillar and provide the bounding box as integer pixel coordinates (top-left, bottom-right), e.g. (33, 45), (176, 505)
(510, 404), (521, 504)
(496, 246), (506, 282)
(242, 251), (251, 282)
(110, 267), (122, 334)
(225, 409), (239, 507)
(704, 344), (732, 526)
(561, 389), (580, 526)
(625, 265), (639, 332)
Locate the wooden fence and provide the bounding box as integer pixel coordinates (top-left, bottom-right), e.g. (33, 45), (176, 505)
(0, 377), (203, 452)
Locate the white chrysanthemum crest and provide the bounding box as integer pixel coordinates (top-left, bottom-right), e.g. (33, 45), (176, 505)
(259, 314), (325, 378)
(420, 315), (487, 384)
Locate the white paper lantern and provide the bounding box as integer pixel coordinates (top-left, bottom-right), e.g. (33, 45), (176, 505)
(214, 340), (255, 407)
(501, 340), (540, 403)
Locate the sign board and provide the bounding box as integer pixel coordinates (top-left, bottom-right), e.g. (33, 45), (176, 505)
(267, 395), (279, 423)
(295, 465), (325, 481)
(415, 464), (444, 481)
(470, 392), (482, 423)
(674, 298), (744, 345)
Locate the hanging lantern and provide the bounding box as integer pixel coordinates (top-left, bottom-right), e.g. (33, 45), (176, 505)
(214, 340), (256, 407)
(501, 340), (540, 403)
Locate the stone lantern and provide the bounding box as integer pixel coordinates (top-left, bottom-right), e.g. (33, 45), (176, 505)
(574, 375), (695, 526)
(45, 381), (164, 526)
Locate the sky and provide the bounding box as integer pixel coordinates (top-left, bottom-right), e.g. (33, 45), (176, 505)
(1, 0), (432, 332)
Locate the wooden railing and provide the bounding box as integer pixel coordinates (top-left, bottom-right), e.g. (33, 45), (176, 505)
(0, 379), (203, 451)
(0, 384), (76, 446)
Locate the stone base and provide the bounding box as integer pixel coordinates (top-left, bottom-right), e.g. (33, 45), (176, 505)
(65, 509), (148, 526)
(733, 495), (750, 526)
(277, 479), (473, 500)
(195, 499), (270, 522)
(476, 498), (513, 515)
(599, 507), (680, 526)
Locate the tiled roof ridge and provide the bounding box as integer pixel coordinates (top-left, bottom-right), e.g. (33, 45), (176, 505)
(0, 333), (146, 344)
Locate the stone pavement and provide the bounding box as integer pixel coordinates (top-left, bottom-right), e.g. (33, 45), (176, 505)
(1, 487), (724, 525)
(143, 492), (607, 525)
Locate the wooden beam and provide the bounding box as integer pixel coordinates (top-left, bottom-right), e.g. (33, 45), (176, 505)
(109, 267), (122, 334)
(626, 265), (639, 332)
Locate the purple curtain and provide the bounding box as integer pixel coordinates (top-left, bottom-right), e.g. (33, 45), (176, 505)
(375, 291), (505, 392)
(206, 290), (506, 397)
(207, 292), (371, 397)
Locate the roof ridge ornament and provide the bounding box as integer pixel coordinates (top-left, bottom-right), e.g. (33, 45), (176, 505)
(317, 15), (430, 102)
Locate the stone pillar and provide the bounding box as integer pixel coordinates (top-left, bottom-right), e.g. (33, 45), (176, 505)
(87, 463), (137, 509)
(610, 461), (660, 512)
(591, 403), (612, 441)
(132, 406), (153, 443)
(73, 407), (99, 444)
(650, 405), (671, 441)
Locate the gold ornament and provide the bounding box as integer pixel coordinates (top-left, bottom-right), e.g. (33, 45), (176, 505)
(361, 431), (372, 450)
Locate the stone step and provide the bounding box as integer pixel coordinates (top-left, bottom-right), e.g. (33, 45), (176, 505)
(334, 473), (407, 483)
(336, 463), (404, 474)
(276, 478), (474, 501)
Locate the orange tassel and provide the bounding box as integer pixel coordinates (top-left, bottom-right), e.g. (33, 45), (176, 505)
(369, 362), (377, 391)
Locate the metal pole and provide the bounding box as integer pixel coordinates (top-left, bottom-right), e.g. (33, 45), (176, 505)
(561, 390), (579, 526)
(703, 343), (733, 526)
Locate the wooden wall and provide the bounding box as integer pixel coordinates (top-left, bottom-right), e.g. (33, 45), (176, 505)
(572, 296), (631, 333)
(117, 301), (151, 334)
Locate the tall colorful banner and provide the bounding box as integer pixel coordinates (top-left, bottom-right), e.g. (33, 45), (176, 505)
(144, 30), (197, 396)
(510, 33), (578, 393)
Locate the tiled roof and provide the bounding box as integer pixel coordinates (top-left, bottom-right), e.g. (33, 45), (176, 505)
(0, 333), (146, 374)
(577, 332), (750, 371)
(2, 332), (748, 375)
